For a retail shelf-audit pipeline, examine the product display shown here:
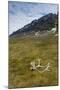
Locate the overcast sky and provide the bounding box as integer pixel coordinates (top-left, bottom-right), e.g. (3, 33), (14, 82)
(8, 1), (58, 35)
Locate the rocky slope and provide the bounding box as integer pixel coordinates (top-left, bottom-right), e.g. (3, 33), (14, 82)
(10, 13), (58, 37)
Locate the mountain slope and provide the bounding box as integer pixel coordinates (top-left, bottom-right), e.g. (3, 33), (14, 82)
(10, 13), (58, 37)
(9, 13), (58, 88)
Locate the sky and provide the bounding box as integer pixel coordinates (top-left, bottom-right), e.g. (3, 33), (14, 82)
(8, 1), (58, 35)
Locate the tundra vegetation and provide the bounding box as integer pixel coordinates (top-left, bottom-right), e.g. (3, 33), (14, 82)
(9, 13), (58, 88)
(9, 33), (58, 88)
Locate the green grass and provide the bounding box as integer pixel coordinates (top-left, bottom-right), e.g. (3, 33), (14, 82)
(9, 33), (58, 88)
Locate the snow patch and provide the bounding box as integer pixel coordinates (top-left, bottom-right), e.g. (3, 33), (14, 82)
(51, 28), (56, 33)
(35, 31), (40, 36)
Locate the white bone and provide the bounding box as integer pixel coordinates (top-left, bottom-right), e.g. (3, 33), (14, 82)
(36, 59), (44, 68)
(30, 59), (50, 73)
(30, 61), (36, 70)
(41, 63), (50, 72)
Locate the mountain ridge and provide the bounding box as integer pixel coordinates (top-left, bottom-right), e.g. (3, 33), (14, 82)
(10, 13), (58, 37)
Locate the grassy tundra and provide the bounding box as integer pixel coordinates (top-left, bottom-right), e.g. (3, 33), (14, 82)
(9, 33), (58, 88)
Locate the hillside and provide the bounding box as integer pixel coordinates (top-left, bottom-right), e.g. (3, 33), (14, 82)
(9, 13), (58, 88)
(10, 13), (58, 37)
(9, 33), (58, 88)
